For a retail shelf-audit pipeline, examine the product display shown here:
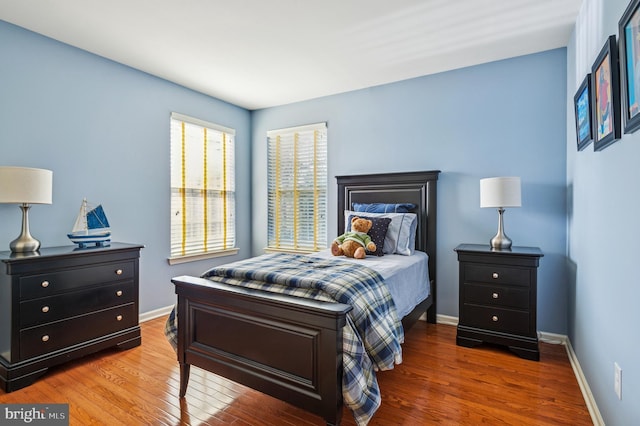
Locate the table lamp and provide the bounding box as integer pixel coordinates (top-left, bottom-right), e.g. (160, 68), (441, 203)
(0, 167), (53, 252)
(480, 176), (521, 250)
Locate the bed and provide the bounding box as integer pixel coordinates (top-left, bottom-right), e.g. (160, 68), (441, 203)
(169, 170), (440, 425)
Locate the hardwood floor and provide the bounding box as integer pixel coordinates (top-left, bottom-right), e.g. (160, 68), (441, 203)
(0, 317), (592, 425)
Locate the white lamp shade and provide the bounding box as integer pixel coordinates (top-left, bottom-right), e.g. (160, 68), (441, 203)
(0, 167), (53, 204)
(480, 176), (521, 208)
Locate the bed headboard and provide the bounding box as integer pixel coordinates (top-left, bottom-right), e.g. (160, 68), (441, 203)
(336, 170), (440, 306)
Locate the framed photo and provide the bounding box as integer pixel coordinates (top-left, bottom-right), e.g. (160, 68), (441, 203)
(574, 74), (593, 150)
(619, 0), (640, 134)
(591, 35), (621, 151)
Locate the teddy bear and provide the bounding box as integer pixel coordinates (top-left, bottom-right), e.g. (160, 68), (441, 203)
(331, 216), (376, 259)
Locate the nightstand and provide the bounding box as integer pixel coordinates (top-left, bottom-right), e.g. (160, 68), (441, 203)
(0, 242), (143, 392)
(454, 243), (543, 361)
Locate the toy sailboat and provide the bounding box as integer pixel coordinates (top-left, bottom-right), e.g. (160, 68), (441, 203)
(67, 198), (111, 248)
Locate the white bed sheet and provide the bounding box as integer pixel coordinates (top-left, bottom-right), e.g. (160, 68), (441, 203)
(310, 249), (430, 318)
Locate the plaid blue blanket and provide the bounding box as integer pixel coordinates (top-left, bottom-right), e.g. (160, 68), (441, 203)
(165, 253), (404, 425)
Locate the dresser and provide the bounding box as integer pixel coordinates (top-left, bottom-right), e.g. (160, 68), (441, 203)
(0, 243), (143, 392)
(454, 244), (543, 361)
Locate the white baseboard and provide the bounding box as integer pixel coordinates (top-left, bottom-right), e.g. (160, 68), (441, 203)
(417, 312), (458, 325)
(139, 304), (174, 323)
(564, 338), (605, 425)
(436, 314), (458, 326)
(538, 330), (566, 345)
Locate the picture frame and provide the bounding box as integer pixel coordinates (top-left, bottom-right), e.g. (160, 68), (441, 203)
(618, 0), (640, 134)
(591, 35), (621, 151)
(574, 74), (593, 151)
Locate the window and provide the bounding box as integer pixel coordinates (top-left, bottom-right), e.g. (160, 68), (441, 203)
(169, 113), (236, 263)
(267, 122), (327, 252)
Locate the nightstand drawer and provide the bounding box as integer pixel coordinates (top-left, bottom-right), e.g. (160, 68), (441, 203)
(19, 261), (135, 300)
(464, 264), (530, 286)
(20, 303), (138, 359)
(20, 281), (135, 328)
(462, 304), (530, 335)
(463, 283), (529, 309)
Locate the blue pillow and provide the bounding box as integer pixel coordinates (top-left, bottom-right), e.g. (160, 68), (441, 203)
(352, 202), (416, 213)
(346, 215), (391, 256)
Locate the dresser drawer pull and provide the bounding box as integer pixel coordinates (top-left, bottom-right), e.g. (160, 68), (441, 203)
(115, 269), (123, 275)
(492, 272), (499, 279)
(116, 290), (123, 297)
(492, 292), (499, 299)
(41, 280), (50, 288)
(492, 315), (499, 322)
(41, 335), (50, 342)
(116, 315), (123, 321)
(41, 306), (50, 313)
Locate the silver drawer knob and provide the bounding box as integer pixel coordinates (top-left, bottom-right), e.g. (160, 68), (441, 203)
(41, 306), (50, 313)
(116, 315), (123, 321)
(42, 335), (50, 342)
(41, 280), (50, 288)
(492, 315), (499, 322)
(492, 292), (499, 299)
(492, 272), (499, 279)
(115, 269), (123, 275)
(116, 290), (123, 297)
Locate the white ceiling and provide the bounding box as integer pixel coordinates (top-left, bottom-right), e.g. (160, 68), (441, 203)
(0, 0), (582, 110)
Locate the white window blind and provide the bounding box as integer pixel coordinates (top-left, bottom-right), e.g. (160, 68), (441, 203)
(267, 122), (327, 252)
(170, 113), (236, 260)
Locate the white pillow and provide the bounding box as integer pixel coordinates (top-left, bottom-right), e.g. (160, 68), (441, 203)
(344, 210), (417, 255)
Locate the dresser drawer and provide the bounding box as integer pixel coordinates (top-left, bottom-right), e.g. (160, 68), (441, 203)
(19, 303), (137, 360)
(464, 263), (530, 286)
(463, 283), (529, 309)
(20, 281), (135, 328)
(19, 261), (135, 300)
(462, 304), (530, 335)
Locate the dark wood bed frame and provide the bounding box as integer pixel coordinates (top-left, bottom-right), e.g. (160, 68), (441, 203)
(171, 170), (440, 425)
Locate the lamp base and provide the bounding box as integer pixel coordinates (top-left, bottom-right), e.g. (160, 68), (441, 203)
(490, 233), (512, 250)
(490, 208), (513, 250)
(10, 234), (41, 253)
(9, 204), (41, 253)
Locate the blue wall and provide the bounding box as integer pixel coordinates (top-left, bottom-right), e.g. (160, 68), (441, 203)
(0, 21), (252, 314)
(567, 0), (640, 423)
(0, 19), (569, 333)
(252, 49), (568, 333)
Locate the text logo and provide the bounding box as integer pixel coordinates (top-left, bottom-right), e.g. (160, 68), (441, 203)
(1, 404), (68, 425)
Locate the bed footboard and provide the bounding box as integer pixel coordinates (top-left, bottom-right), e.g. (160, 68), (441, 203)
(172, 275), (352, 426)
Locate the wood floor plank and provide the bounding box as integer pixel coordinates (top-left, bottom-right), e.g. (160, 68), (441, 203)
(0, 317), (592, 425)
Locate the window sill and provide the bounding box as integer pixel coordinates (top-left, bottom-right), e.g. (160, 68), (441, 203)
(167, 248), (239, 265)
(263, 247), (323, 255)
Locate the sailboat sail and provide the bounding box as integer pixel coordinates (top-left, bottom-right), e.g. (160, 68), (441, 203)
(87, 205), (110, 231)
(71, 206), (86, 234)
